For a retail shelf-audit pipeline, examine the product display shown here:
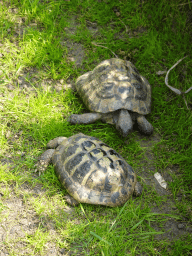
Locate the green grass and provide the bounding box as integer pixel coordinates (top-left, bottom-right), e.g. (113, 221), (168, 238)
(0, 0), (192, 255)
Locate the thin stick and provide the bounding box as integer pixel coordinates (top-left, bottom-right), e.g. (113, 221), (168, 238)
(164, 56), (192, 109)
(119, 18), (128, 32)
(91, 42), (118, 58)
(177, 1), (192, 6)
(165, 56), (188, 95)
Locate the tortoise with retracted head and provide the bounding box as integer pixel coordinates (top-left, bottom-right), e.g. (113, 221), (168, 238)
(68, 58), (153, 137)
(37, 133), (142, 207)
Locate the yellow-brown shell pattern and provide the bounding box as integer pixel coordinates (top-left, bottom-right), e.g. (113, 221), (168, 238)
(52, 133), (137, 207)
(75, 58), (151, 115)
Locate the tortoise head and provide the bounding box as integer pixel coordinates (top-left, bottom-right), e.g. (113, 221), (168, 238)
(115, 109), (133, 137)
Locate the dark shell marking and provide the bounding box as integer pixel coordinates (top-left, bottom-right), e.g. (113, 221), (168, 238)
(75, 58), (151, 115)
(52, 133), (137, 207)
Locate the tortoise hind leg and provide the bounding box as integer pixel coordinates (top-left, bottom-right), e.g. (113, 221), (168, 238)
(68, 113), (102, 124)
(136, 115), (153, 135)
(133, 182), (143, 196)
(64, 195), (79, 206)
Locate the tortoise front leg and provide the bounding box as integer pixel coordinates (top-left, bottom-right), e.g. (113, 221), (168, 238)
(68, 113), (102, 124)
(36, 137), (67, 174)
(35, 149), (55, 174)
(136, 115), (153, 135)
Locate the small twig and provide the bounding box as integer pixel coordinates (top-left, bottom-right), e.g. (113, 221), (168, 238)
(118, 18), (128, 33)
(165, 56), (187, 95)
(183, 97), (189, 109)
(185, 86), (192, 94)
(86, 20), (97, 26)
(176, 1), (192, 6)
(91, 42), (118, 58)
(165, 55), (192, 109)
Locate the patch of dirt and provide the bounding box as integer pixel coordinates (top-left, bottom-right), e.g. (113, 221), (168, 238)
(133, 132), (192, 240)
(0, 183), (75, 255)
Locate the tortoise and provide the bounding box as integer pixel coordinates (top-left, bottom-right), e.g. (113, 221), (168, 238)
(36, 133), (142, 207)
(68, 58), (153, 137)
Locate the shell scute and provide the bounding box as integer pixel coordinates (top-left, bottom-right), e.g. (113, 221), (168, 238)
(65, 152), (85, 174)
(62, 144), (79, 159)
(111, 192), (120, 204)
(121, 187), (128, 195)
(72, 160), (93, 183)
(82, 140), (96, 151)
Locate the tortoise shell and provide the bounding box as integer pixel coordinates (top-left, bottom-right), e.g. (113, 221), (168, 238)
(52, 133), (137, 207)
(75, 58), (151, 115)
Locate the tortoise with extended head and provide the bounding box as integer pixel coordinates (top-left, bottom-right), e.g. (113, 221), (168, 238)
(37, 133), (142, 207)
(68, 58), (153, 137)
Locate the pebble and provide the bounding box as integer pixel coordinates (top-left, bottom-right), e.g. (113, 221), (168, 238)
(177, 223), (185, 229)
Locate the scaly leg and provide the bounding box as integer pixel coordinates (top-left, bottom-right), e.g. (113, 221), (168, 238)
(136, 115), (153, 135)
(68, 113), (102, 124)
